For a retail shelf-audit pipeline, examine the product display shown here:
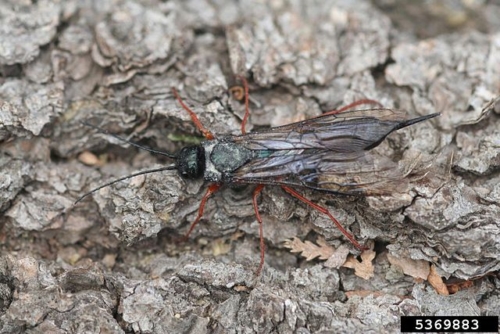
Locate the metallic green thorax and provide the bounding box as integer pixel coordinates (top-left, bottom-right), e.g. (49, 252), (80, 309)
(202, 139), (257, 182)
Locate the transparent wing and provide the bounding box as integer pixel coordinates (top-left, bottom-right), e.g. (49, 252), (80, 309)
(231, 150), (408, 195)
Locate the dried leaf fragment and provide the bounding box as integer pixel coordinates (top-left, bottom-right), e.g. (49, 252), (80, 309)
(427, 264), (449, 296)
(446, 280), (473, 294)
(342, 249), (376, 280)
(283, 237), (335, 261)
(211, 238), (232, 257)
(387, 253), (430, 280)
(78, 151), (105, 166)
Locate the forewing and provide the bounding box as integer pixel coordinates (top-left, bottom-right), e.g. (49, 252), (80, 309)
(232, 108), (407, 153)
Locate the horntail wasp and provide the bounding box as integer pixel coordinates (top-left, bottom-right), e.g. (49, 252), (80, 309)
(76, 76), (439, 275)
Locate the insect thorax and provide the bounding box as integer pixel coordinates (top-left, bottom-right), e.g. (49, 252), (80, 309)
(202, 139), (255, 183)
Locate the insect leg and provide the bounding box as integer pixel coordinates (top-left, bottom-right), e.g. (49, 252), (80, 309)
(183, 184), (221, 240)
(323, 99), (383, 116)
(235, 75), (250, 135)
(252, 184), (266, 276)
(281, 185), (367, 251)
(172, 88), (215, 140)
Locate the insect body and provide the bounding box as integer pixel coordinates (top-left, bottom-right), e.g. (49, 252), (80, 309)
(178, 139), (256, 182)
(77, 77), (439, 275)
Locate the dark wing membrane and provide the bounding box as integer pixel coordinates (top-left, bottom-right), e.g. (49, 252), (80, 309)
(232, 109), (415, 153)
(229, 109), (437, 195)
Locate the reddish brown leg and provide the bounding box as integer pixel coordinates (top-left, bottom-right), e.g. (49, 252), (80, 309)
(172, 88), (215, 140)
(252, 184), (266, 276)
(281, 185), (367, 251)
(323, 99), (383, 116)
(183, 184), (221, 241)
(235, 75), (250, 135)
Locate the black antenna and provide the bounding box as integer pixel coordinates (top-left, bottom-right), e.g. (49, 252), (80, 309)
(79, 121), (177, 159)
(74, 165), (177, 204)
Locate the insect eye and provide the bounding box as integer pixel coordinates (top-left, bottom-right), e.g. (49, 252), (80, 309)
(177, 146), (205, 179)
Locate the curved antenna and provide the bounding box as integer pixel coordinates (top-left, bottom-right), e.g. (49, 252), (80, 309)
(74, 165), (177, 204)
(79, 121), (177, 159)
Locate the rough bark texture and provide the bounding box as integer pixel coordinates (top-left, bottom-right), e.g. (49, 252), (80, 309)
(1, 0), (500, 333)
